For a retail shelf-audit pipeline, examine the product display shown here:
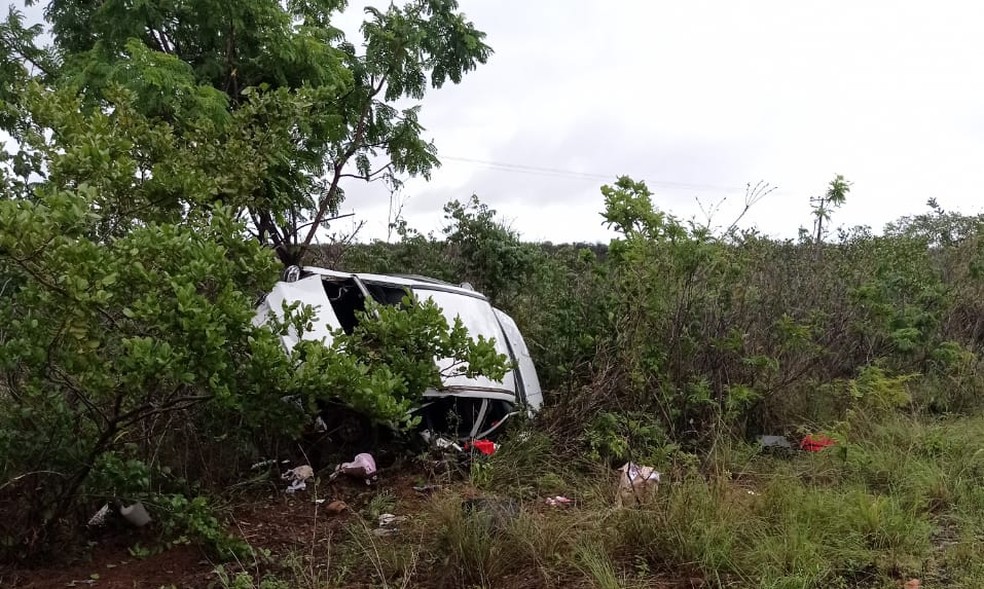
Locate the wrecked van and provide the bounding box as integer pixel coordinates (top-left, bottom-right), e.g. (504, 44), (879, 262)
(254, 266), (542, 442)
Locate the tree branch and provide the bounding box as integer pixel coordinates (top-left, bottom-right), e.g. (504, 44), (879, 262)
(339, 161), (394, 183)
(298, 75), (388, 254)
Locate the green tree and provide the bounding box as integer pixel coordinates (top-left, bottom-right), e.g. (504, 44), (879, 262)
(0, 72), (507, 561)
(810, 174), (852, 244)
(2, 0), (491, 264)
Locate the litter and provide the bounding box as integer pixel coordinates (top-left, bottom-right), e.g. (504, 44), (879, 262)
(119, 502), (152, 527)
(328, 453), (377, 484)
(283, 464), (315, 494)
(88, 503), (111, 528)
(545, 496), (573, 507)
(372, 513), (407, 536)
(463, 439), (497, 456)
(757, 435), (793, 449)
(378, 513), (407, 527)
(421, 430), (463, 452)
(325, 500), (348, 515)
(617, 462), (661, 507)
(800, 434), (835, 452)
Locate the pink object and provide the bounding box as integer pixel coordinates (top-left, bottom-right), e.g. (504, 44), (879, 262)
(332, 453), (377, 483)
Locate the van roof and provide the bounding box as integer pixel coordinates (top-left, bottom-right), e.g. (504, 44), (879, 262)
(300, 267), (487, 300)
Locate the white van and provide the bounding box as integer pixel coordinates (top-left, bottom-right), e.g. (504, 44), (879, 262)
(254, 266), (542, 442)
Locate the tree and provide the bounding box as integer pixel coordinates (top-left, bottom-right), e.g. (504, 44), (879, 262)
(810, 174), (852, 244)
(1, 0), (492, 264)
(0, 0), (504, 556)
(0, 82), (508, 558)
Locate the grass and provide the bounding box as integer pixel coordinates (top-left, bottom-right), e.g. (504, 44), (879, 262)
(213, 414), (984, 588)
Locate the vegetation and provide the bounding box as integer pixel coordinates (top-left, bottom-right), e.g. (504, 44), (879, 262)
(4, 0), (984, 587)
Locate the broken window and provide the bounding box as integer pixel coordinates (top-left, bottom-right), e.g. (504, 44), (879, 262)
(418, 397), (514, 440)
(322, 278), (365, 334)
(363, 282), (410, 307)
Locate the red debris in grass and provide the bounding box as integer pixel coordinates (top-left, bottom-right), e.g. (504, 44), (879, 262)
(800, 434), (835, 452)
(463, 439), (497, 455)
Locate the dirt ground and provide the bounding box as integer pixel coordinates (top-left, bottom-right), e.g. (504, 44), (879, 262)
(0, 471), (432, 589)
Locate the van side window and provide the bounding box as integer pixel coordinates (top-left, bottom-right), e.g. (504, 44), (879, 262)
(322, 278), (365, 334)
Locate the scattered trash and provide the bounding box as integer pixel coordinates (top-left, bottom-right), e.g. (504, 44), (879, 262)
(313, 498), (326, 505)
(372, 513), (407, 536)
(904, 580), (921, 589)
(421, 430), (463, 452)
(463, 439), (498, 456)
(745, 490), (759, 496)
(378, 513), (407, 527)
(800, 434), (835, 452)
(757, 435), (793, 449)
(545, 495), (573, 507)
(329, 453), (377, 485)
(325, 500), (348, 515)
(88, 503), (111, 528)
(617, 462), (661, 507)
(283, 464), (315, 494)
(119, 502), (152, 527)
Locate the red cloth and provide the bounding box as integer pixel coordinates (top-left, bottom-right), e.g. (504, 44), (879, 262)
(800, 434), (835, 452)
(464, 439), (497, 455)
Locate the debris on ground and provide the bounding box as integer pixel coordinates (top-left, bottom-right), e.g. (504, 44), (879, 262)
(463, 439), (498, 455)
(757, 435), (793, 449)
(421, 430), (463, 452)
(545, 495), (573, 507)
(617, 462), (661, 507)
(800, 434), (835, 452)
(903, 580), (921, 589)
(283, 464), (315, 494)
(88, 503), (111, 528)
(373, 513), (408, 536)
(329, 453), (377, 485)
(119, 502), (152, 527)
(325, 500), (348, 515)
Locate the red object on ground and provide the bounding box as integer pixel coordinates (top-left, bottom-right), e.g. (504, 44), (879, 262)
(465, 439), (497, 455)
(800, 434), (835, 452)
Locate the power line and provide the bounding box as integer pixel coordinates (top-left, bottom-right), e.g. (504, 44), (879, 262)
(440, 155), (763, 194)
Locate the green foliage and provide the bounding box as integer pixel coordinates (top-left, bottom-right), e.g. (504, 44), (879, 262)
(586, 411), (670, 466)
(156, 494), (249, 560)
(809, 174), (852, 243)
(0, 76), (510, 560)
(441, 195), (540, 305)
(2, 0), (492, 264)
(275, 295), (510, 427)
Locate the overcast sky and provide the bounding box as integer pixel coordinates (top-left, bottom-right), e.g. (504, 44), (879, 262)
(10, 1), (984, 244)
